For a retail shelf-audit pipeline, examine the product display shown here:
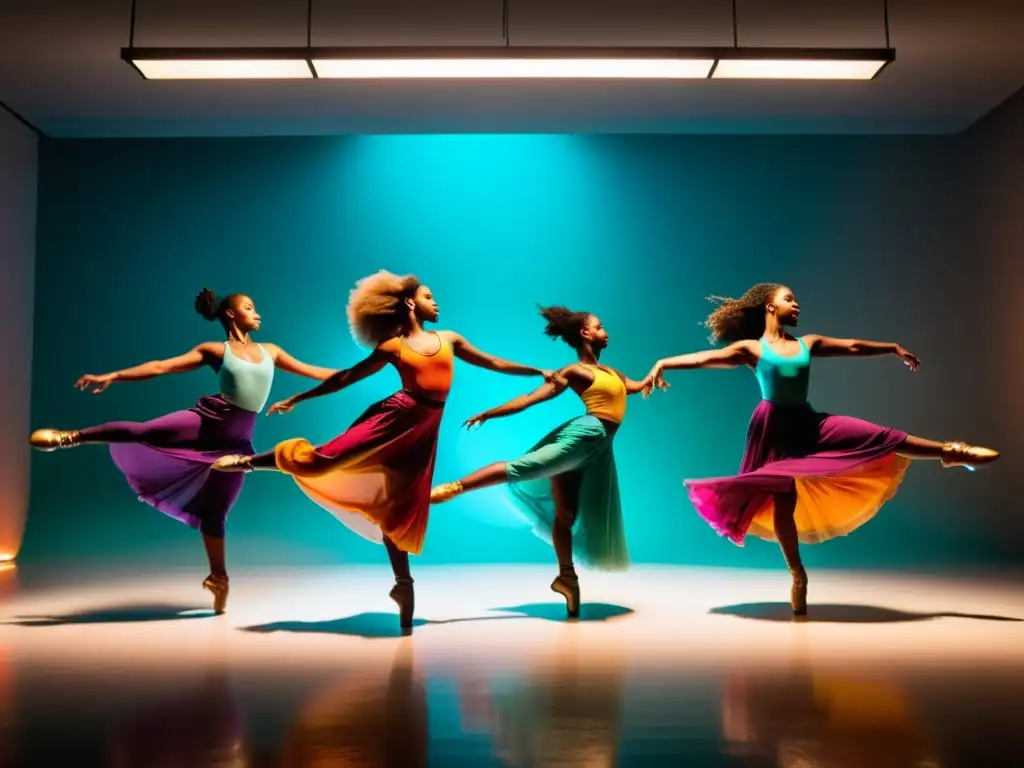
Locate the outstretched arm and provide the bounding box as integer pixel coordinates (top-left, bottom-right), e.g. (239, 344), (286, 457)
(446, 332), (549, 378)
(269, 347), (392, 413)
(262, 343), (337, 381)
(465, 367), (573, 428)
(656, 340), (759, 372)
(802, 335), (919, 369)
(75, 342), (222, 394)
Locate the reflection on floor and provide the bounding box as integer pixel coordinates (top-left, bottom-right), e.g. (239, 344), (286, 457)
(1, 564), (1022, 766)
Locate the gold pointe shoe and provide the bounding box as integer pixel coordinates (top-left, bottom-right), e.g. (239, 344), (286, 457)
(430, 481), (464, 504)
(940, 441), (1000, 471)
(551, 575), (581, 619)
(790, 569), (808, 617)
(203, 575), (230, 614)
(211, 454), (253, 473)
(390, 577), (415, 630)
(30, 429), (81, 452)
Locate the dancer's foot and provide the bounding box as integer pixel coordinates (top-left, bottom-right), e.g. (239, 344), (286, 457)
(790, 567), (808, 617)
(390, 577), (415, 631)
(203, 574), (230, 614)
(430, 481), (464, 504)
(941, 442), (1000, 470)
(551, 573), (581, 619)
(212, 454), (253, 473)
(30, 429), (81, 452)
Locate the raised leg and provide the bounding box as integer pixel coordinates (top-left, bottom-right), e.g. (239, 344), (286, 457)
(430, 461), (510, 503)
(31, 413), (198, 452)
(772, 489), (807, 617)
(896, 435), (999, 468)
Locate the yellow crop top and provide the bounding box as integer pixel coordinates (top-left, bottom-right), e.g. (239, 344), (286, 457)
(380, 333), (455, 401)
(580, 365), (627, 424)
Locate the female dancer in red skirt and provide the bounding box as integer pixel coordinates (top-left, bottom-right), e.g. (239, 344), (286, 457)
(647, 283), (999, 616)
(213, 270), (555, 630)
(29, 289), (338, 613)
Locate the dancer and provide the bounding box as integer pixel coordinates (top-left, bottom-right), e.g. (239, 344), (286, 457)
(29, 289), (338, 613)
(646, 283), (999, 615)
(211, 271), (556, 630)
(430, 307), (655, 618)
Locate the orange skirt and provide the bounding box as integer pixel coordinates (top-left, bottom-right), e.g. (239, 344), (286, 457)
(274, 390), (444, 555)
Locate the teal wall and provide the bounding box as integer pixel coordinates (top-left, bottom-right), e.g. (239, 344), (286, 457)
(26, 134), (1008, 571)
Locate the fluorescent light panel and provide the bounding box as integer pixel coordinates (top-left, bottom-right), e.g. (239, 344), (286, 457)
(132, 59), (312, 80)
(312, 57), (713, 79)
(123, 47), (893, 81)
(712, 58), (888, 80)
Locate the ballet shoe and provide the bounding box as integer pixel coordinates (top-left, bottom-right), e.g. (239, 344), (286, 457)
(551, 574), (581, 619)
(30, 428), (81, 452)
(390, 577), (415, 631)
(790, 567), (808, 617)
(211, 454), (253, 473)
(940, 442), (1000, 471)
(430, 481), (464, 504)
(203, 574), (230, 614)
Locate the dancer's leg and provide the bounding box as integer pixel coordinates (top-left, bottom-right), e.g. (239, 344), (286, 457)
(772, 489), (807, 616)
(895, 434), (999, 467)
(384, 535), (415, 630)
(550, 472), (582, 618)
(32, 411), (203, 451)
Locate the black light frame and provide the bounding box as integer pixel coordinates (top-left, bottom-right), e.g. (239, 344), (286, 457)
(121, 46), (896, 81)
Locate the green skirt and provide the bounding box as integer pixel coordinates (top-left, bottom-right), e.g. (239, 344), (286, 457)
(505, 415), (629, 571)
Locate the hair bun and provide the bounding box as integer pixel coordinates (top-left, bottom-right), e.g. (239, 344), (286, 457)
(194, 288), (220, 321)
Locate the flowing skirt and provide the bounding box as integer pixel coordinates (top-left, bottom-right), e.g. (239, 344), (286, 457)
(505, 415), (629, 571)
(273, 390), (444, 555)
(84, 394), (258, 538)
(685, 400), (910, 546)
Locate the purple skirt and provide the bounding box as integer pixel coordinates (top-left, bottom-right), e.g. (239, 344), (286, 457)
(87, 395), (257, 538)
(685, 401), (911, 546)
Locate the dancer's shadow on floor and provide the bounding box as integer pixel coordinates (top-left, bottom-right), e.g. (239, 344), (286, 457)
(711, 602), (1023, 624)
(5, 603), (215, 626)
(241, 602), (634, 639)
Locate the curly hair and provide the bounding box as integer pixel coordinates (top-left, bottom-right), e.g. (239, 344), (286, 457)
(194, 288), (244, 332)
(539, 305), (592, 349)
(347, 270), (423, 348)
(703, 283), (783, 344)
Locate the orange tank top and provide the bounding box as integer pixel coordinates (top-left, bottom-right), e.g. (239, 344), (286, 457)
(381, 332), (455, 401)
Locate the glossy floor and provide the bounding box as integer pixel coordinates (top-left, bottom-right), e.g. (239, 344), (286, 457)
(1, 564), (1022, 766)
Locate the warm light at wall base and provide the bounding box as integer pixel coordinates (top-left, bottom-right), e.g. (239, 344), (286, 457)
(122, 47), (894, 81)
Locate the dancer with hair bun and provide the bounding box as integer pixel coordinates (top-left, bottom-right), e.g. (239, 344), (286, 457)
(645, 283), (1000, 616)
(213, 271), (556, 631)
(430, 306), (658, 618)
(29, 289), (338, 613)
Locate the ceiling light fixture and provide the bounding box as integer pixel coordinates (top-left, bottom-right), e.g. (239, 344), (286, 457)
(121, 1), (894, 81)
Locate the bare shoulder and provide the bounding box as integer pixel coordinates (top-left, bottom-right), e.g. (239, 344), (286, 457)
(259, 341), (282, 359)
(731, 339), (760, 357)
(798, 334), (820, 349)
(374, 337), (402, 359)
(436, 330), (462, 345)
(196, 341), (226, 359)
(560, 363), (591, 383)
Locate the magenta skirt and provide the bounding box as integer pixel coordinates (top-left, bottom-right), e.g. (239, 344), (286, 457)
(685, 401), (911, 546)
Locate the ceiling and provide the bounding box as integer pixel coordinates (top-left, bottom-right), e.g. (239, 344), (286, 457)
(1, 0), (1022, 137)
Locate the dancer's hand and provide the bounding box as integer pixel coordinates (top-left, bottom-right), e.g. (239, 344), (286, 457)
(463, 412), (491, 430)
(267, 397), (297, 415)
(541, 369), (565, 386)
(642, 363), (670, 399)
(75, 372), (116, 394)
(896, 346), (920, 372)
